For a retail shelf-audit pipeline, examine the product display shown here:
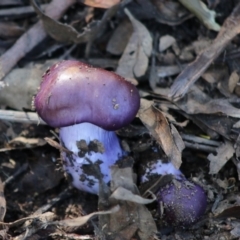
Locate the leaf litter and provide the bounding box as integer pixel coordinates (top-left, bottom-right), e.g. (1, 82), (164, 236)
(1, 0), (240, 239)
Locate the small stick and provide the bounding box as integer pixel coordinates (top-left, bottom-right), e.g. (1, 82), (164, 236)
(3, 163), (28, 187)
(0, 109), (46, 125)
(0, 0), (76, 81)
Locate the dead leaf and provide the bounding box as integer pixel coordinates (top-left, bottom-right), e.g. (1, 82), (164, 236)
(107, 19), (133, 55)
(213, 195), (240, 217)
(208, 141), (235, 174)
(8, 136), (46, 148)
(53, 205), (119, 227)
(116, 8), (152, 78)
(170, 124), (185, 152)
(169, 2), (240, 99)
(110, 186), (156, 204)
(21, 154), (63, 194)
(0, 212), (55, 229)
(228, 71), (239, 93)
(138, 99), (182, 168)
(159, 35), (176, 52)
(175, 85), (240, 118)
(100, 165), (157, 240)
(77, 0), (120, 9)
(0, 22), (24, 39)
(0, 0), (75, 81)
(136, 0), (192, 26)
(178, 0), (220, 31)
(32, 0), (117, 45)
(0, 136), (46, 152)
(0, 179), (6, 222)
(0, 60), (56, 110)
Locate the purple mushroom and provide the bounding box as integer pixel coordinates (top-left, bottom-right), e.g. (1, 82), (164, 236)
(141, 160), (207, 227)
(34, 60), (140, 194)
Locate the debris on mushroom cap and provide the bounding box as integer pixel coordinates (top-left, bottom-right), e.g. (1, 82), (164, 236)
(34, 60), (140, 130)
(157, 179), (207, 227)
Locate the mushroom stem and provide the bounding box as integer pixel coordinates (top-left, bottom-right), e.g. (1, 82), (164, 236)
(59, 122), (124, 194)
(141, 160), (184, 183)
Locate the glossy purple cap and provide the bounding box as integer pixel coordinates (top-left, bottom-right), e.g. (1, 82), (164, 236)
(157, 180), (207, 226)
(34, 60), (140, 130)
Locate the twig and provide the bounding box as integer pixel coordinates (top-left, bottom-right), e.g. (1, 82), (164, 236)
(0, 4), (48, 19)
(169, 2), (240, 99)
(181, 133), (221, 152)
(181, 134), (221, 146)
(2, 163), (28, 187)
(0, 0), (76, 81)
(184, 142), (217, 153)
(0, 110), (45, 125)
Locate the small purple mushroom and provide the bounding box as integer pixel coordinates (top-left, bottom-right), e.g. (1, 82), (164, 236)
(141, 160), (207, 227)
(34, 60), (140, 194)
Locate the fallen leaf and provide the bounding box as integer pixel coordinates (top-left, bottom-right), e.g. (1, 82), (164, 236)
(21, 154), (63, 194)
(136, 0), (191, 26)
(31, 0), (117, 45)
(100, 165), (157, 240)
(0, 137), (46, 152)
(0, 179), (6, 222)
(208, 141), (235, 174)
(116, 8), (152, 78)
(159, 35), (176, 52)
(138, 99), (182, 168)
(169, 2), (240, 99)
(0, 60), (55, 110)
(228, 71), (239, 93)
(107, 19), (133, 55)
(178, 0), (220, 31)
(77, 0), (120, 9)
(110, 186), (156, 204)
(53, 205), (119, 227)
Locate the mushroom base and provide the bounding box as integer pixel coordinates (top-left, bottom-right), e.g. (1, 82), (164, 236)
(60, 123), (124, 194)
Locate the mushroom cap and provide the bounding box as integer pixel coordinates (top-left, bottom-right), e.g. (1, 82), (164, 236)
(157, 180), (207, 226)
(34, 60), (140, 130)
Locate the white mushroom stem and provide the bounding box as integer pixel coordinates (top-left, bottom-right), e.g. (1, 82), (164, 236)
(59, 122), (124, 194)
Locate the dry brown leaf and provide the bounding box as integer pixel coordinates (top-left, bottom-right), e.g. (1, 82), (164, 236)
(208, 141), (235, 174)
(137, 0), (191, 26)
(21, 155), (63, 194)
(99, 166), (156, 240)
(0, 212), (55, 229)
(178, 0), (220, 31)
(78, 0), (120, 8)
(54, 205), (119, 227)
(110, 186), (156, 204)
(0, 0), (75, 81)
(0, 22), (24, 39)
(169, 2), (240, 99)
(8, 137), (46, 148)
(0, 137), (46, 152)
(138, 99), (182, 168)
(107, 19), (133, 55)
(175, 86), (240, 118)
(170, 124), (185, 152)
(213, 195), (240, 216)
(116, 8), (152, 79)
(228, 71), (239, 93)
(101, 166), (157, 240)
(159, 35), (176, 52)
(0, 61), (56, 110)
(31, 0), (117, 45)
(0, 179), (6, 222)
